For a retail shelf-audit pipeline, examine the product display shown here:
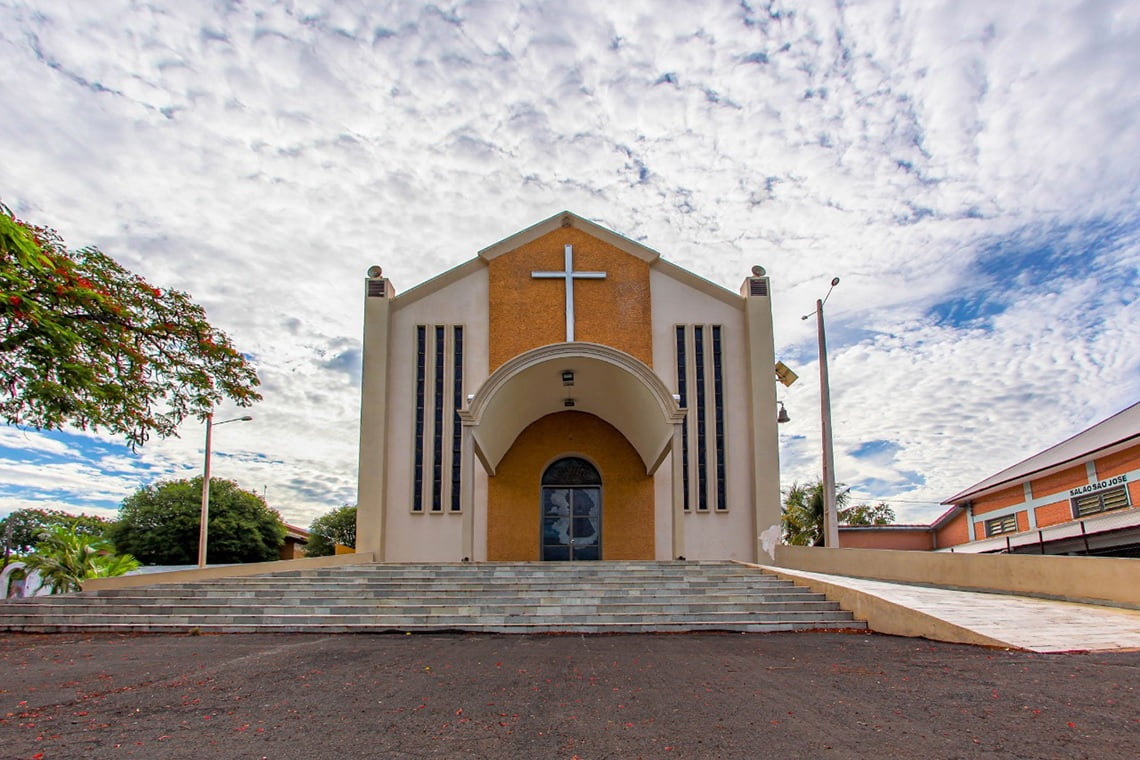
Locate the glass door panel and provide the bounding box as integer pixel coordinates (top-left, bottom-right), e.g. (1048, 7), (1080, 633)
(541, 486), (601, 561)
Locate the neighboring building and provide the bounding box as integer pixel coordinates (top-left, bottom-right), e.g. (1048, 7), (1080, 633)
(355, 211), (783, 563)
(280, 524), (311, 560)
(838, 402), (1140, 556)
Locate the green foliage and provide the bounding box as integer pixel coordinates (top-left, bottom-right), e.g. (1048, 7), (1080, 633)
(840, 501), (896, 526)
(782, 479), (898, 545)
(1, 508), (111, 562)
(305, 504), (357, 557)
(0, 204), (260, 449)
(21, 525), (140, 594)
(781, 480), (851, 547)
(109, 477), (285, 565)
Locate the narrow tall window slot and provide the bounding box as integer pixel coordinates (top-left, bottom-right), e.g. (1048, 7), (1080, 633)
(413, 324), (466, 514)
(412, 326), (426, 512)
(450, 326), (464, 512)
(675, 326), (690, 512)
(675, 324), (728, 513)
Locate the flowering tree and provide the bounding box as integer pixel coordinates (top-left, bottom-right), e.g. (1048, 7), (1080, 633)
(0, 204), (260, 448)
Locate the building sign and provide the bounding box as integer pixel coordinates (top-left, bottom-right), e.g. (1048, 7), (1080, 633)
(1069, 474), (1128, 497)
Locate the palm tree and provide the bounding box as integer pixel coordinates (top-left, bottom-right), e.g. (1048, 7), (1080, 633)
(781, 480), (851, 546)
(21, 526), (140, 594)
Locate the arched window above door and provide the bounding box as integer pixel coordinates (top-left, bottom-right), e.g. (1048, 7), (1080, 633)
(541, 457), (601, 486)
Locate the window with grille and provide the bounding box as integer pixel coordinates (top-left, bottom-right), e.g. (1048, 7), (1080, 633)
(675, 324), (727, 512)
(412, 324), (464, 513)
(984, 513), (1018, 537)
(1071, 486), (1130, 518)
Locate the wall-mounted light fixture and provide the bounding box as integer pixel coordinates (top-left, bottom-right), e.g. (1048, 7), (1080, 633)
(563, 398), (576, 408)
(561, 370), (575, 386)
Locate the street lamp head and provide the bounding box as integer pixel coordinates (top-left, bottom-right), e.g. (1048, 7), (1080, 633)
(239, 415), (253, 421)
(830, 277), (840, 287)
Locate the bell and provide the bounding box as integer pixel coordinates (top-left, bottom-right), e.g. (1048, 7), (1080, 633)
(777, 403), (790, 424)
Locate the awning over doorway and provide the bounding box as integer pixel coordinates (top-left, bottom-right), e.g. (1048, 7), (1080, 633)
(460, 343), (684, 476)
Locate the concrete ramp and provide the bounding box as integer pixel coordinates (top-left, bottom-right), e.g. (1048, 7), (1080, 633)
(758, 565), (1140, 653)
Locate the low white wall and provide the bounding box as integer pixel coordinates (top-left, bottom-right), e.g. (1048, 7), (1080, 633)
(82, 552), (376, 591)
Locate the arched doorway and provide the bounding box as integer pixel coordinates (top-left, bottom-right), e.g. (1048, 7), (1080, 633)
(541, 457), (602, 561)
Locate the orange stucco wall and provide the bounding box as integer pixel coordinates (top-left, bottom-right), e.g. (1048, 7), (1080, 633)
(1030, 464), (1087, 499)
(1093, 444), (1140, 479)
(934, 510), (969, 548)
(487, 227), (652, 371)
(838, 529), (933, 551)
(486, 411), (654, 561)
(971, 484), (1024, 515)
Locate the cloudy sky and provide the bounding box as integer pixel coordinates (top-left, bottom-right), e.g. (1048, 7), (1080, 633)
(1, 0), (1137, 529)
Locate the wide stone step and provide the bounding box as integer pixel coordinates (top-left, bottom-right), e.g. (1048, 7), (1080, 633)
(0, 562), (865, 634)
(4, 599), (844, 616)
(83, 582), (797, 598)
(10, 591), (828, 609)
(2, 609), (858, 626)
(3, 621), (862, 635)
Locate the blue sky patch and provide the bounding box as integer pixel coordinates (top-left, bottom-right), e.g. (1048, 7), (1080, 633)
(850, 439), (901, 460)
(927, 215), (1140, 329)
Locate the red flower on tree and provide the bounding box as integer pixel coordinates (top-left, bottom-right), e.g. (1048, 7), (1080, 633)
(0, 203), (261, 448)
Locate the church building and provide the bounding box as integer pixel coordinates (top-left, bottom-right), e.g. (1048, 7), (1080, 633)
(355, 211), (782, 563)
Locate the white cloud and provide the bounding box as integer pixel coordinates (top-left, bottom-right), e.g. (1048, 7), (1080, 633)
(1, 0), (1137, 526)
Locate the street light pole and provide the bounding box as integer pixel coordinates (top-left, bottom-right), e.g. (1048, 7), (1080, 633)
(804, 277), (840, 548)
(198, 413), (253, 568)
(816, 297), (839, 549)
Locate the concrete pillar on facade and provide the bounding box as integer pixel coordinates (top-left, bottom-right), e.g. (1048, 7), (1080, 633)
(740, 267), (781, 563)
(356, 268), (394, 562)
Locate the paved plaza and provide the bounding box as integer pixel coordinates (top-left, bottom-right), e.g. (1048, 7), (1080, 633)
(1, 631), (1137, 759)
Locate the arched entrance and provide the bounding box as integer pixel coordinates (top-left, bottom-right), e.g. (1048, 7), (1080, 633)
(541, 456), (602, 561)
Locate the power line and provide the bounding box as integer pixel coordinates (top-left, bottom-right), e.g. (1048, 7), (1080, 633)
(848, 494), (946, 506)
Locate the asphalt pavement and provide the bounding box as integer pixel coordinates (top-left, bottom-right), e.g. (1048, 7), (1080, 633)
(1, 631), (1137, 759)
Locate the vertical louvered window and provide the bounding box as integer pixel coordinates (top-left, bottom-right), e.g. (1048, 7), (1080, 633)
(712, 326), (726, 511)
(675, 325), (727, 512)
(675, 326), (690, 512)
(431, 326), (445, 512)
(413, 324), (465, 513)
(694, 327), (708, 511)
(450, 326), (464, 512)
(412, 326), (426, 512)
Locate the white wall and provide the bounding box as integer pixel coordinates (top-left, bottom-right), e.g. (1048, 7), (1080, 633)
(384, 265), (489, 561)
(649, 266), (754, 561)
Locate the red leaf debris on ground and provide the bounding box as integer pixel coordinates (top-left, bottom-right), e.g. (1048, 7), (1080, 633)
(0, 632), (1137, 759)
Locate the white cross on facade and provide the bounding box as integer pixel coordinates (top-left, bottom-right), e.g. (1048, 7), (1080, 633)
(531, 244), (606, 342)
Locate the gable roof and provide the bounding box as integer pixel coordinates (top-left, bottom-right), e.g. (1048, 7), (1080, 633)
(392, 210), (744, 310)
(478, 210), (661, 263)
(944, 401), (1140, 504)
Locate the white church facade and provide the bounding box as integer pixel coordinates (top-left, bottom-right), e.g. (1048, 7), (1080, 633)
(355, 211), (782, 563)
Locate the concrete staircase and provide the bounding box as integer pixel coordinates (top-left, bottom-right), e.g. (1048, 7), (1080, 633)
(0, 561), (864, 634)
